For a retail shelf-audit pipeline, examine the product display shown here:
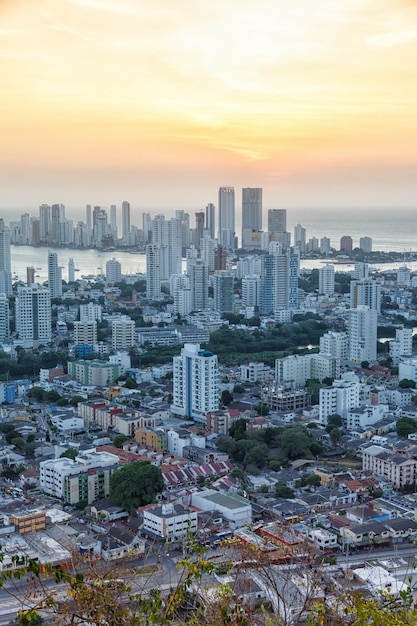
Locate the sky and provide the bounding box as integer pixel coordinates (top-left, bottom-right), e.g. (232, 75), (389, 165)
(1, 0), (417, 216)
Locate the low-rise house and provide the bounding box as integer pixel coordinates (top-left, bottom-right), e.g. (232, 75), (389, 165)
(308, 528), (338, 551)
(340, 521), (390, 547)
(98, 524), (145, 561)
(191, 489), (252, 529)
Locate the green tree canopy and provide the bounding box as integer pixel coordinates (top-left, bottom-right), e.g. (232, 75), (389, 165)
(228, 418), (248, 440)
(110, 461), (164, 514)
(60, 447), (78, 460)
(275, 482), (295, 498)
(396, 416), (417, 437)
(113, 434), (129, 448)
(399, 378), (416, 389)
(329, 427), (342, 447)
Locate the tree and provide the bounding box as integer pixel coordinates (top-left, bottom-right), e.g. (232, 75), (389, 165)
(329, 427), (341, 447)
(230, 467), (243, 479)
(327, 414), (342, 428)
(60, 447), (78, 460)
(396, 416), (417, 437)
(399, 378), (416, 389)
(112, 434), (129, 448)
(110, 461), (164, 514)
(275, 482), (295, 498)
(220, 389), (233, 406)
(11, 437), (27, 451)
(228, 418), (248, 440)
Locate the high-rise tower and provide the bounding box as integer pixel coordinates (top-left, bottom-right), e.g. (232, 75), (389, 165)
(47, 251), (62, 298)
(218, 186), (235, 249)
(0, 220), (12, 296)
(122, 201), (130, 243)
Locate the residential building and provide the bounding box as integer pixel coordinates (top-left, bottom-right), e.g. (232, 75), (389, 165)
(240, 362), (271, 383)
(213, 270), (234, 314)
(318, 264), (335, 296)
(347, 305), (377, 362)
(399, 357), (417, 384)
(67, 359), (123, 385)
(106, 258), (122, 283)
(242, 274), (261, 309)
(205, 202), (215, 239)
(189, 260), (209, 311)
(0, 294), (9, 342)
(80, 302), (102, 322)
(16, 285), (51, 344)
(362, 444), (417, 489)
(350, 278), (381, 313)
(74, 320), (97, 346)
(319, 331), (349, 359)
(39, 449), (119, 503)
(275, 354), (340, 387)
(340, 235), (353, 252)
(111, 316), (135, 351)
(397, 265), (411, 287)
(319, 380), (360, 425)
(390, 327), (413, 366)
(294, 223), (306, 253)
(172, 343), (219, 421)
(359, 236), (372, 253)
(0, 220), (12, 296)
(146, 244), (161, 300)
(47, 250), (62, 298)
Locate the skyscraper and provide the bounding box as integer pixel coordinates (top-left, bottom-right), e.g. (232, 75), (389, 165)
(218, 186), (235, 249)
(122, 201), (130, 243)
(205, 203), (215, 239)
(172, 343), (219, 421)
(189, 260), (208, 311)
(146, 244), (161, 300)
(16, 285), (51, 344)
(213, 271), (234, 314)
(294, 223), (306, 253)
(242, 188), (262, 249)
(260, 244), (299, 314)
(268, 209), (286, 234)
(47, 251), (62, 298)
(0, 220), (12, 296)
(0, 294), (10, 342)
(110, 205), (117, 238)
(39, 204), (50, 243)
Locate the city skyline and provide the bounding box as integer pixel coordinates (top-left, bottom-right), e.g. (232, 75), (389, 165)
(1, 1), (417, 210)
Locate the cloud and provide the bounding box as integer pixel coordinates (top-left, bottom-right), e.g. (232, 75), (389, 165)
(367, 29), (417, 46)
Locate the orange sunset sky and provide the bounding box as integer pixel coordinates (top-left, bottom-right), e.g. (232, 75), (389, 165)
(1, 0), (417, 213)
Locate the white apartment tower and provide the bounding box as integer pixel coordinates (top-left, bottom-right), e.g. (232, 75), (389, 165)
(319, 331), (349, 359)
(319, 264), (335, 296)
(74, 320), (97, 346)
(350, 278), (381, 313)
(47, 251), (62, 298)
(80, 302), (102, 322)
(347, 305), (377, 362)
(106, 258), (122, 283)
(390, 326), (413, 366)
(172, 343), (219, 421)
(170, 274), (192, 316)
(242, 275), (261, 309)
(16, 285), (51, 344)
(111, 316), (135, 351)
(319, 380), (361, 425)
